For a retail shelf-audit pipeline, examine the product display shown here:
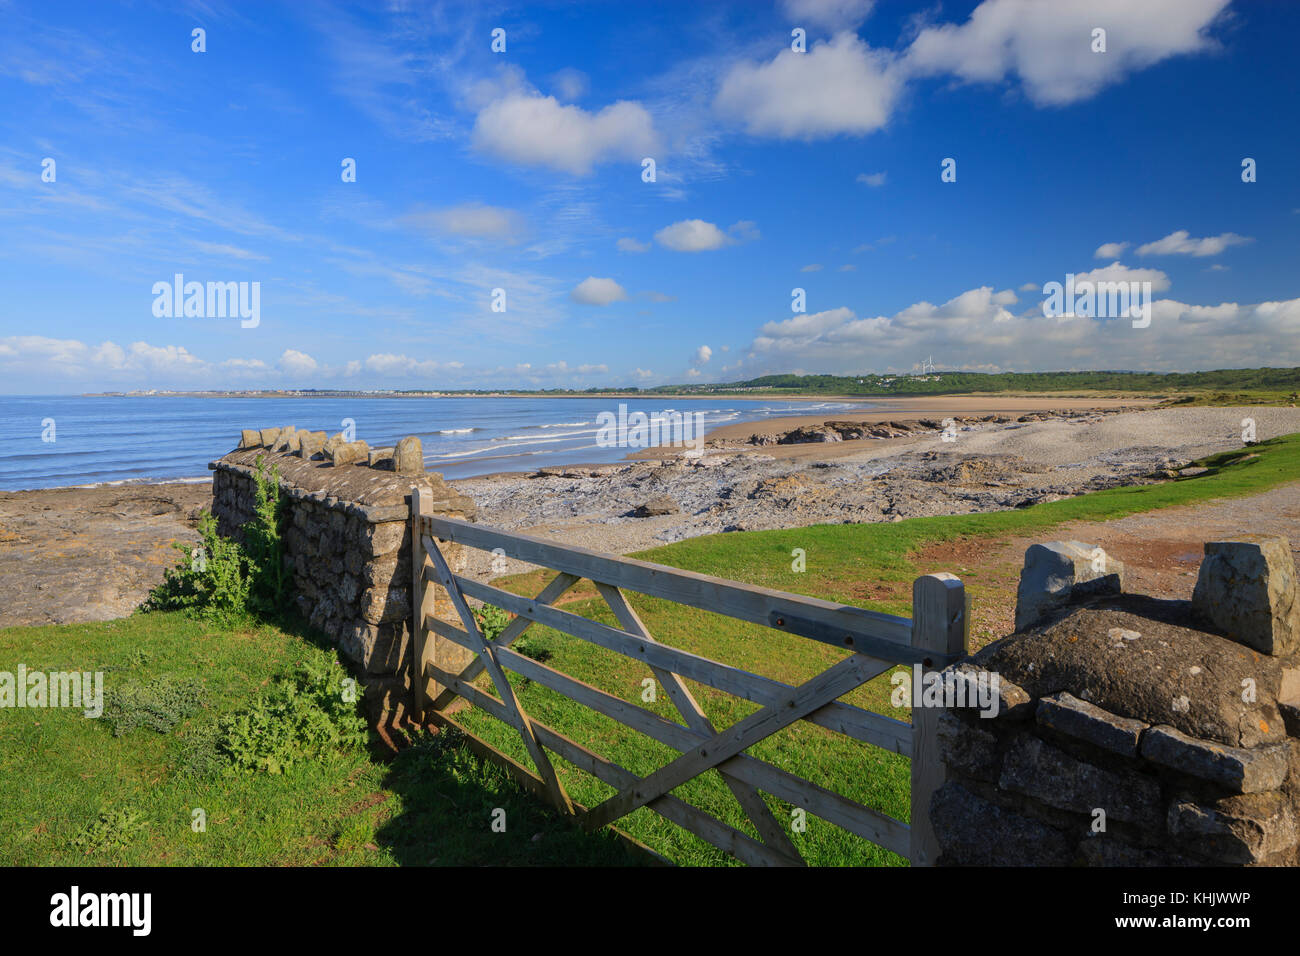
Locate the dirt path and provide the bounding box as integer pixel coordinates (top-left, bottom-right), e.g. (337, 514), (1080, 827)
(917, 482), (1300, 652)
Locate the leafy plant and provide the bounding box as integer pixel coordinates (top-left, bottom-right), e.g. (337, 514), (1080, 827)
(71, 807), (150, 854)
(245, 460), (290, 616)
(144, 510), (251, 624)
(217, 659), (367, 775)
(474, 604), (550, 663)
(145, 456), (288, 624)
(101, 674), (206, 737)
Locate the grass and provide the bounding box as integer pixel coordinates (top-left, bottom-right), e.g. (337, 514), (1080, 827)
(1158, 390), (1299, 407)
(3, 434), (1296, 867)
(0, 612), (645, 866)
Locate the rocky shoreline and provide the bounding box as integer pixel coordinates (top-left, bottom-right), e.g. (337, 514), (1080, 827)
(450, 406), (1300, 578)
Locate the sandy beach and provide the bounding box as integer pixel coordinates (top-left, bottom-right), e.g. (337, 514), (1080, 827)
(1, 400), (1296, 627)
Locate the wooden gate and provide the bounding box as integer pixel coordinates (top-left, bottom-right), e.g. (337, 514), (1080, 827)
(410, 489), (967, 866)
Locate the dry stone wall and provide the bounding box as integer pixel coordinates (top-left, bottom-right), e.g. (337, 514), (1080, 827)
(209, 427), (475, 731)
(930, 536), (1300, 866)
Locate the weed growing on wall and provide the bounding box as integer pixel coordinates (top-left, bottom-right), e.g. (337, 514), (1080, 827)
(145, 456), (288, 625)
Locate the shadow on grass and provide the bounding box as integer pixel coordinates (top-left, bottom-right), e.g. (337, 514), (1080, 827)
(372, 725), (654, 867)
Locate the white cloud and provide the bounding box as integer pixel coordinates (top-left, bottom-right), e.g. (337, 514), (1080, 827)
(802, 264), (823, 272)
(715, 32), (902, 140)
(1136, 230), (1252, 257)
(570, 276), (629, 306)
(780, 0), (874, 31)
(279, 349), (318, 377)
(616, 237), (650, 253)
(1072, 261), (1171, 292)
(738, 281), (1300, 375)
(839, 264), (857, 272)
(655, 219), (729, 252)
(904, 0), (1230, 106)
(857, 172), (887, 187)
(654, 219), (757, 252)
(363, 353), (461, 377)
(472, 93), (659, 175)
(694, 345), (713, 364)
(1094, 241), (1129, 258)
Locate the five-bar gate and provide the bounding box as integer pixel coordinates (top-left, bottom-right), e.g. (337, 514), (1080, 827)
(411, 488), (967, 866)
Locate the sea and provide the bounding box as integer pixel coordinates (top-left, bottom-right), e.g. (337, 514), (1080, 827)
(0, 395), (868, 490)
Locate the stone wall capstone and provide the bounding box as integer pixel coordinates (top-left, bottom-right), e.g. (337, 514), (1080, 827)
(931, 536), (1300, 866)
(209, 428), (475, 733)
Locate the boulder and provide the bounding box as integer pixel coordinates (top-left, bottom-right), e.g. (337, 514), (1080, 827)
(239, 429), (261, 449)
(368, 447), (395, 470)
(1014, 540), (1124, 631)
(259, 427), (281, 447)
(393, 436), (424, 476)
(1192, 536), (1300, 657)
(777, 425), (841, 444)
(634, 495), (680, 517)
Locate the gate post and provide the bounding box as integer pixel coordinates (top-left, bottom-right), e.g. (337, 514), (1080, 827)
(909, 572), (968, 866)
(410, 486), (437, 723)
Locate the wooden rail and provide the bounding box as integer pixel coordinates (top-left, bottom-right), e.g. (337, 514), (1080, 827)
(411, 491), (967, 867)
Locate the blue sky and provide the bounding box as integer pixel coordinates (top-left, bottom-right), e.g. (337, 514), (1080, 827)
(1, 0), (1297, 393)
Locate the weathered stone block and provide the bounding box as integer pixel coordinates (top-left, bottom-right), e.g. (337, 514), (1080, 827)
(1141, 725), (1290, 793)
(1037, 691), (1148, 757)
(975, 600), (1286, 748)
(936, 709), (1001, 782)
(297, 431), (327, 459)
(1168, 791), (1298, 864)
(365, 520), (408, 558)
(259, 427), (281, 447)
(1015, 540), (1123, 631)
(329, 440), (370, 467)
(394, 436), (424, 476)
(930, 781), (1075, 866)
(944, 662), (1033, 720)
(239, 429), (261, 449)
(1000, 734), (1161, 827)
(1192, 536), (1300, 656)
(272, 425), (297, 451)
(368, 447), (395, 469)
(361, 585), (410, 625)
